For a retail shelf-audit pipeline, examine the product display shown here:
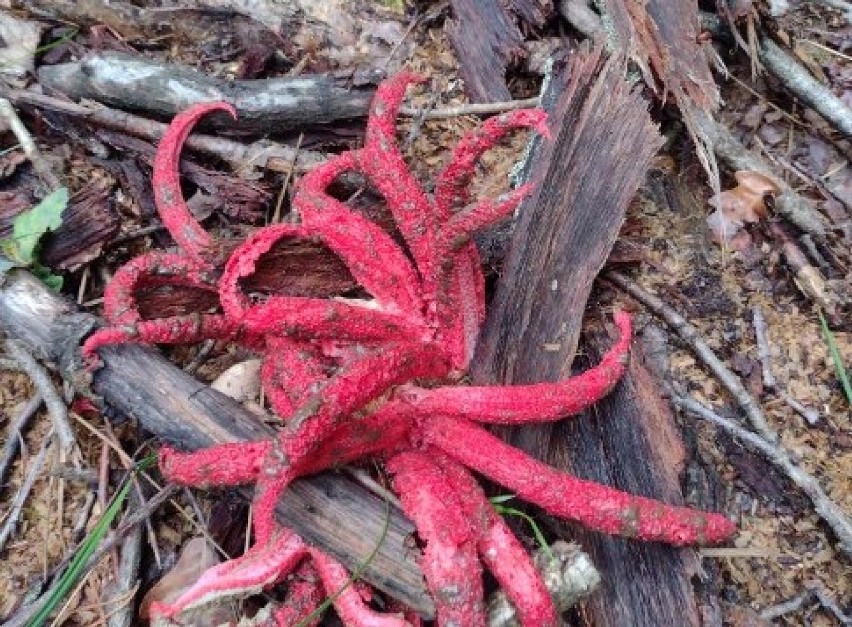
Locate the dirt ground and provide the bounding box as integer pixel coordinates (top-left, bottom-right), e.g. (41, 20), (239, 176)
(0, 0), (850, 625)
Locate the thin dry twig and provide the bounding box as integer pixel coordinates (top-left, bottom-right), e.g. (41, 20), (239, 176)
(751, 306), (776, 389)
(669, 394), (852, 555)
(759, 36), (852, 138)
(399, 97), (541, 120)
(751, 308), (820, 424)
(0, 97), (60, 190)
(606, 271), (778, 443)
(0, 431), (53, 553)
(779, 390), (821, 426)
(2, 341), (75, 454)
(0, 393), (42, 488)
(0, 86), (323, 175)
(606, 271), (852, 555)
(105, 489), (144, 627)
(759, 583), (852, 624)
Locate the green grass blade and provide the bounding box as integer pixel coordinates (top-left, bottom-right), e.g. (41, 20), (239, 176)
(294, 479), (392, 627)
(491, 503), (554, 561)
(27, 455), (155, 627)
(818, 311), (852, 405)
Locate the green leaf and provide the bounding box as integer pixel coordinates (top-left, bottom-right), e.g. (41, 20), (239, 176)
(2, 187), (68, 265)
(488, 493), (516, 505)
(32, 263), (63, 291)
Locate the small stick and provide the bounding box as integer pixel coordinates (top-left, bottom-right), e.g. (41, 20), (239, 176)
(183, 339), (216, 376)
(2, 341), (75, 454)
(108, 224), (164, 248)
(398, 97), (541, 120)
(0, 393), (42, 488)
(759, 584), (852, 624)
(105, 489), (144, 627)
(671, 394), (852, 556)
(606, 271), (778, 443)
(0, 98), (60, 191)
(749, 306), (822, 423)
(71, 491), (97, 544)
(779, 390), (820, 426)
(759, 36), (852, 139)
(2, 484), (180, 627)
(0, 86), (323, 175)
(270, 133), (303, 224)
(751, 306), (776, 389)
(0, 432), (53, 553)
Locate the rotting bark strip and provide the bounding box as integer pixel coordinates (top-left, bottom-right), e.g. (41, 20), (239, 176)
(0, 269), (435, 619)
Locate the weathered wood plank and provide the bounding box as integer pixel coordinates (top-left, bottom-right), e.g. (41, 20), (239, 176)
(470, 49), (705, 625)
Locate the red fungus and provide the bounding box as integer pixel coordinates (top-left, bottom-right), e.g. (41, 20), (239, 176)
(84, 74), (736, 626)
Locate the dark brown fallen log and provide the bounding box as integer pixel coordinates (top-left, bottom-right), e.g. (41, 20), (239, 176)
(39, 52), (375, 136)
(0, 86), (324, 175)
(40, 182), (121, 272)
(545, 335), (709, 627)
(447, 0), (527, 102)
(0, 269), (434, 619)
(471, 49), (711, 626)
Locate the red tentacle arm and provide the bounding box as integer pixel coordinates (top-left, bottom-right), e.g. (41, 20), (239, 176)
(424, 415), (737, 545)
(261, 337), (330, 418)
(101, 251), (217, 326)
(436, 185), (537, 255)
(405, 312), (632, 423)
(152, 100), (236, 264)
(433, 453), (559, 627)
(433, 109), (550, 216)
(159, 440), (272, 488)
(219, 223), (430, 343)
(309, 550), (412, 627)
(358, 74), (438, 284)
(293, 153), (425, 318)
(81, 313), (241, 361)
(269, 562), (324, 627)
(250, 344), (450, 545)
(388, 451), (486, 627)
(150, 527), (307, 620)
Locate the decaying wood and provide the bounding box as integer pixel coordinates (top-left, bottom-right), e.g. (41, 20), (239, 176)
(39, 53), (375, 136)
(41, 182), (121, 272)
(447, 0), (527, 102)
(471, 49), (709, 625)
(133, 238), (357, 321)
(600, 0), (718, 109)
(474, 48), (662, 383)
(598, 0), (722, 190)
(551, 338), (708, 627)
(0, 270), (435, 618)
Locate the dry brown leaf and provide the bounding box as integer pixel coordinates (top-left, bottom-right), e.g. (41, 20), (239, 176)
(210, 359), (262, 404)
(0, 11), (41, 78)
(707, 170), (780, 246)
(139, 537), (234, 623)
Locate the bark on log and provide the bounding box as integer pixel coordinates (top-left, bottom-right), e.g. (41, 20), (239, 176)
(39, 53), (375, 136)
(447, 0), (526, 102)
(547, 337), (705, 627)
(471, 49), (707, 625)
(0, 270), (434, 619)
